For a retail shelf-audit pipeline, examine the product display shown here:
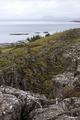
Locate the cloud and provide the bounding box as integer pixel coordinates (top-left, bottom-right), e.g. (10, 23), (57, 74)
(0, 0), (80, 19)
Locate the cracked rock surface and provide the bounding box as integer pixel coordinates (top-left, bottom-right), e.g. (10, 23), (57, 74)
(0, 85), (80, 120)
(0, 92), (21, 120)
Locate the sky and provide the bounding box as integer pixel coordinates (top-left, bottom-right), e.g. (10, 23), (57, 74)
(0, 0), (80, 20)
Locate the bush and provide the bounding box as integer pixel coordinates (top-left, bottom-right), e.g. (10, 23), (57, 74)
(45, 33), (50, 37)
(27, 35), (41, 42)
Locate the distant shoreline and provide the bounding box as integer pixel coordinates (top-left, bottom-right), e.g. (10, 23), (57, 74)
(10, 33), (29, 36)
(71, 21), (80, 22)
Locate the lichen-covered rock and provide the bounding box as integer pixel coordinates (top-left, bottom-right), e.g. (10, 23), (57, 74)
(0, 85), (48, 120)
(52, 71), (80, 98)
(0, 86), (80, 120)
(30, 104), (64, 120)
(52, 72), (75, 98)
(0, 92), (22, 120)
(31, 97), (80, 120)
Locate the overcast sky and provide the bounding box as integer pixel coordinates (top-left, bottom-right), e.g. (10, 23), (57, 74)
(0, 0), (80, 19)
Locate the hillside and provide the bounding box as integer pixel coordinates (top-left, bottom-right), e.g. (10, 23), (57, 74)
(0, 28), (80, 98)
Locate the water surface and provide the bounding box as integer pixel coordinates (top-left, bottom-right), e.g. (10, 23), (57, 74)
(0, 21), (80, 43)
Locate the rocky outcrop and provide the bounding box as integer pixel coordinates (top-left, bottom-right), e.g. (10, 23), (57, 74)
(31, 97), (80, 120)
(0, 85), (80, 120)
(0, 93), (21, 120)
(52, 71), (80, 98)
(0, 85), (48, 120)
(52, 72), (74, 98)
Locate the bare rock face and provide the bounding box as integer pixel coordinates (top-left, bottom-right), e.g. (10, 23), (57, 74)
(52, 72), (74, 98)
(52, 71), (80, 98)
(0, 85), (48, 120)
(0, 92), (22, 120)
(31, 97), (80, 120)
(30, 104), (64, 120)
(0, 85), (80, 120)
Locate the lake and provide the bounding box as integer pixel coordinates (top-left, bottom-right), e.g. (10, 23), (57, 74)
(0, 21), (80, 43)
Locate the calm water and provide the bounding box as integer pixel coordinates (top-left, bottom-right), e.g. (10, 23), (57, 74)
(0, 21), (80, 43)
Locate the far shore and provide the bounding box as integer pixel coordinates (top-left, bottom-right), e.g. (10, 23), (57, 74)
(71, 21), (80, 22)
(10, 33), (29, 35)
